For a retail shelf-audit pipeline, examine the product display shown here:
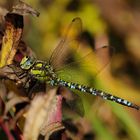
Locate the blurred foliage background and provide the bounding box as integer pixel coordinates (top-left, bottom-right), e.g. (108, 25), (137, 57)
(1, 0), (140, 140)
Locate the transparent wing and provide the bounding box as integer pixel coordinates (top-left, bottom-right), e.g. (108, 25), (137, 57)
(49, 17), (113, 78)
(58, 87), (84, 117)
(48, 18), (113, 116)
(49, 17), (82, 70)
(56, 45), (113, 84)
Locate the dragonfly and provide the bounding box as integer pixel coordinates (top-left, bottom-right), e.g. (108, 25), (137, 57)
(18, 17), (139, 111)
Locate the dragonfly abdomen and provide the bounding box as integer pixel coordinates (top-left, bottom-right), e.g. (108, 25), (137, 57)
(55, 78), (139, 110)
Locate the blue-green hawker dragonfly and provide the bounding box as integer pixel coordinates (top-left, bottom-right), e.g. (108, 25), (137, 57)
(19, 17), (139, 110)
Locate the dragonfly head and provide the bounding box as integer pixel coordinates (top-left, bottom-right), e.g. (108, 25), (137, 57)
(20, 56), (35, 70)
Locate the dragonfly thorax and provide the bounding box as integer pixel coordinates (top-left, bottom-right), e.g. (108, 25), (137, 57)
(30, 61), (57, 82)
(20, 56), (57, 82)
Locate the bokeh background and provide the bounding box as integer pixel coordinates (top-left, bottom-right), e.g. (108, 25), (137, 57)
(1, 0), (140, 140)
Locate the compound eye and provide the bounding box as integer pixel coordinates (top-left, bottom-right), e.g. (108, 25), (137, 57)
(20, 56), (34, 70)
(25, 56), (29, 59)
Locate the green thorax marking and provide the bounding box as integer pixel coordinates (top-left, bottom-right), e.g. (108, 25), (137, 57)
(20, 56), (57, 82)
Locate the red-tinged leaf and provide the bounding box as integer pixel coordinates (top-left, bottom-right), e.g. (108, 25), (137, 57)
(40, 95), (63, 136)
(0, 13), (23, 67)
(23, 89), (63, 140)
(0, 96), (5, 116)
(0, 118), (15, 140)
(12, 126), (24, 140)
(0, 116), (24, 140)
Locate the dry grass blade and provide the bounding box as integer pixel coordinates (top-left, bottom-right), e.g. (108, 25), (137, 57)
(23, 89), (63, 140)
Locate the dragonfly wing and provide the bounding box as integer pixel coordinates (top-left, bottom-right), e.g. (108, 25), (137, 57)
(58, 87), (84, 117)
(56, 45), (113, 84)
(49, 17), (82, 70)
(81, 45), (113, 77)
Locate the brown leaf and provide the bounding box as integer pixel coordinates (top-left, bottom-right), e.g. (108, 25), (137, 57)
(0, 7), (8, 30)
(44, 122), (65, 140)
(5, 95), (29, 115)
(0, 65), (26, 85)
(12, 0), (40, 17)
(0, 13), (23, 67)
(14, 40), (36, 63)
(23, 89), (63, 140)
(0, 96), (5, 116)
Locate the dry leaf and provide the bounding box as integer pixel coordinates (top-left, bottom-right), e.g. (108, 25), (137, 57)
(12, 0), (40, 17)
(44, 122), (64, 140)
(0, 13), (23, 67)
(0, 65), (26, 85)
(5, 95), (29, 115)
(23, 89), (63, 140)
